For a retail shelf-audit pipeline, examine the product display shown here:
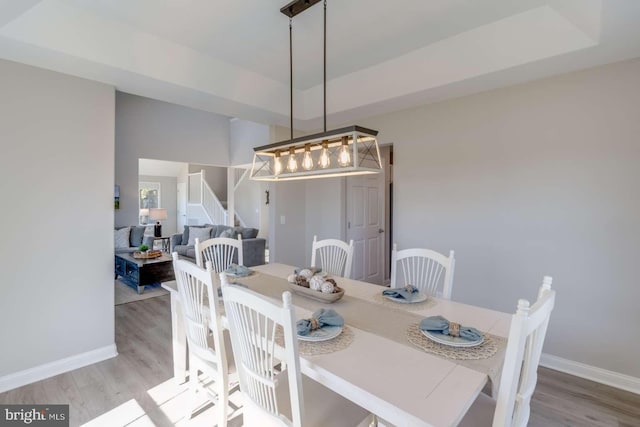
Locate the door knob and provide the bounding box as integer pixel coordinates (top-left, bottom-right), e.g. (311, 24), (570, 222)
(378, 228), (384, 233)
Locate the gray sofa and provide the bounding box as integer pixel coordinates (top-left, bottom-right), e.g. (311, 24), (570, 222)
(170, 224), (266, 267)
(114, 225), (155, 254)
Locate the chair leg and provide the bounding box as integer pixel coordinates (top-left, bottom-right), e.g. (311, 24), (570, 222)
(185, 354), (199, 420)
(217, 381), (229, 427)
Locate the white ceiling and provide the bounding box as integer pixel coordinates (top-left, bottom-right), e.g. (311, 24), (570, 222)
(1, 0), (640, 130)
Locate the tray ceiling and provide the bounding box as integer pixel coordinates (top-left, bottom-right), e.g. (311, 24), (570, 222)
(1, 0), (639, 130)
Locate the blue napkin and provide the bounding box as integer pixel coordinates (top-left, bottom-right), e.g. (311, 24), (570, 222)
(225, 264), (252, 277)
(419, 315), (483, 341)
(296, 309), (344, 336)
(383, 285), (419, 301)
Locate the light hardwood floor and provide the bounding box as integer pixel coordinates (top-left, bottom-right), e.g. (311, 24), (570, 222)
(1, 295), (639, 426)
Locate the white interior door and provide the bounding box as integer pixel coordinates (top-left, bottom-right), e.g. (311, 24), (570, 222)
(346, 173), (385, 284)
(177, 182), (187, 233)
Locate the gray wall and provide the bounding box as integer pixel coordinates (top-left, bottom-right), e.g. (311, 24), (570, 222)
(268, 126), (308, 267)
(188, 164), (227, 202)
(0, 60), (115, 377)
(139, 175), (178, 236)
(235, 176), (262, 231)
(230, 119), (270, 166)
(115, 92), (230, 228)
(230, 119), (271, 239)
(272, 57), (640, 379)
(354, 57), (640, 377)
(304, 178), (346, 265)
(269, 181), (308, 268)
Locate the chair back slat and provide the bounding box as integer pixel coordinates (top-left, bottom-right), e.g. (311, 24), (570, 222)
(493, 277), (555, 427)
(221, 274), (303, 427)
(195, 236), (244, 271)
(391, 244), (455, 299)
(310, 235), (354, 278)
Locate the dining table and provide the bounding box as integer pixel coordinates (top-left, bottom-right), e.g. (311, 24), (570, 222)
(162, 263), (511, 427)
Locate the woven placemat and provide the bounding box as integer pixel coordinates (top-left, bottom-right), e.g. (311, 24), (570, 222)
(275, 326), (354, 356)
(406, 324), (503, 360)
(372, 293), (438, 311)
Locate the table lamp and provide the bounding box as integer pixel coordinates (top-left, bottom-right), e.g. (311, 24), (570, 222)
(149, 208), (167, 237)
(139, 208), (149, 223)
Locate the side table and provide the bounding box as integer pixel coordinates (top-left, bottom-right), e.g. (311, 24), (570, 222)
(154, 236), (171, 253)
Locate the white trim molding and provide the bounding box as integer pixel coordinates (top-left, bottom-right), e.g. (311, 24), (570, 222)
(540, 353), (640, 395)
(0, 344), (118, 394)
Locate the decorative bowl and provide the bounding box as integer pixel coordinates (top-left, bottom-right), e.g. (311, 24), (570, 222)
(288, 283), (344, 303)
(133, 250), (162, 259)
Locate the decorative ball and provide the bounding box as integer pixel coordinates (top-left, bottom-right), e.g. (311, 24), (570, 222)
(287, 274), (297, 284)
(321, 281), (335, 294)
(295, 276), (310, 288)
(325, 278), (337, 286)
(309, 275), (324, 291)
(298, 269), (314, 280)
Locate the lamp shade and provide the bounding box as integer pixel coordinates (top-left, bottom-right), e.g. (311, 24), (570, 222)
(149, 208), (167, 221)
(139, 208), (149, 217)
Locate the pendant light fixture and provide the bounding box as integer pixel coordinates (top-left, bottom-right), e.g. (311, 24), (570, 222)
(250, 0), (382, 181)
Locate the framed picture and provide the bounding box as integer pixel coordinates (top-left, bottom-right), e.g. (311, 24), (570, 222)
(114, 185), (120, 210)
(139, 181), (161, 224)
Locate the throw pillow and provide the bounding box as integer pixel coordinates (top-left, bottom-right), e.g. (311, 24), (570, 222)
(215, 225), (232, 237)
(209, 225), (222, 237)
(130, 225), (146, 247)
(114, 227), (130, 249)
(187, 227), (212, 246)
(219, 228), (235, 239)
(182, 225), (209, 245)
(182, 226), (190, 246)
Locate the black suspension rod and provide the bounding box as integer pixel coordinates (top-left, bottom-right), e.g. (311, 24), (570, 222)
(289, 17), (293, 141)
(324, 0), (327, 132)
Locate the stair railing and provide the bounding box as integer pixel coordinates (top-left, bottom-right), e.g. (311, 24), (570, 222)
(187, 170), (228, 225)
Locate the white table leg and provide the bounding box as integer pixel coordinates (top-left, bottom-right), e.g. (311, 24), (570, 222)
(169, 290), (188, 384)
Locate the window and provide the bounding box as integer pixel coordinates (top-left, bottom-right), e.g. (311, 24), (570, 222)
(139, 182), (161, 224)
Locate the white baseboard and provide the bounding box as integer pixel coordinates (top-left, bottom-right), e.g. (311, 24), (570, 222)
(0, 344), (118, 394)
(540, 353), (640, 395)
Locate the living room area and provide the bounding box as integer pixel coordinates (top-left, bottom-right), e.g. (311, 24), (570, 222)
(114, 154), (269, 303)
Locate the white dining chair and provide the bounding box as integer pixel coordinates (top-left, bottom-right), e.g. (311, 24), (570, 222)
(220, 274), (369, 427)
(172, 253), (236, 425)
(459, 276), (556, 427)
(310, 235), (354, 278)
(390, 244), (455, 299)
(195, 236), (244, 271)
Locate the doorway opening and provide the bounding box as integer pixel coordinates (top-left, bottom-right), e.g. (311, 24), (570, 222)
(345, 144), (393, 285)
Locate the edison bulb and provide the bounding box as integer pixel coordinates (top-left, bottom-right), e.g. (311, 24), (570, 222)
(302, 150), (313, 170)
(318, 143), (330, 168)
(287, 149), (298, 172)
(338, 144), (351, 167)
(273, 154), (283, 176)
